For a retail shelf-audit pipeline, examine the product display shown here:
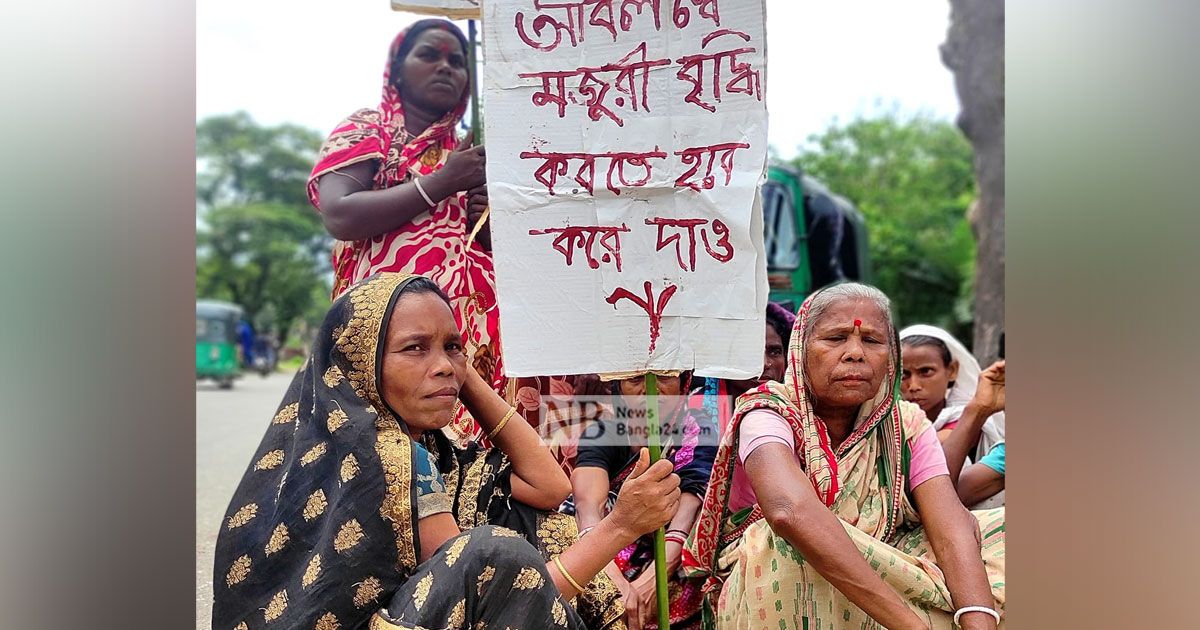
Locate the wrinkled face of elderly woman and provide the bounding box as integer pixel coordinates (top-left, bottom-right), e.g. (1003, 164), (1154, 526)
(380, 290), (469, 435)
(804, 297), (892, 411)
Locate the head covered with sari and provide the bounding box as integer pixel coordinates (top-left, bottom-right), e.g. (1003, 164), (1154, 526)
(307, 19), (471, 249)
(683, 283), (930, 588)
(211, 273), (442, 629)
(900, 324), (1005, 455)
(306, 20), (502, 434)
(213, 273), (625, 630)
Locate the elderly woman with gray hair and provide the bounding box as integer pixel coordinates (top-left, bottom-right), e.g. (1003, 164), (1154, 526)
(682, 283), (1005, 630)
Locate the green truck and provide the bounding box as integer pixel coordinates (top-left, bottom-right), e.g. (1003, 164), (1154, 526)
(763, 163), (870, 310)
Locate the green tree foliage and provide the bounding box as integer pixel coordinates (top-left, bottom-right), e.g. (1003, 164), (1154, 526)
(793, 113), (976, 335)
(197, 111), (323, 209)
(196, 113), (332, 345)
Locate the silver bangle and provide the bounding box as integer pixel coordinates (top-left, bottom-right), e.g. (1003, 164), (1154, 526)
(413, 176), (437, 207)
(953, 606), (1000, 626)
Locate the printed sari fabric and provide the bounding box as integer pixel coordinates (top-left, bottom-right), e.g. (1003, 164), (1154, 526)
(307, 25), (499, 442)
(211, 273), (623, 630)
(509, 374), (611, 472)
(715, 509), (1005, 629)
(369, 525), (583, 630)
(424, 429), (627, 630)
(682, 289), (1006, 629)
(691, 378), (734, 436)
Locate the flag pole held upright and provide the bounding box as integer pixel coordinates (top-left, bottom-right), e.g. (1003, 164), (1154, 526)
(644, 372), (671, 629)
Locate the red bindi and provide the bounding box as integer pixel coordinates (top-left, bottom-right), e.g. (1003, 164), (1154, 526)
(853, 319), (862, 328)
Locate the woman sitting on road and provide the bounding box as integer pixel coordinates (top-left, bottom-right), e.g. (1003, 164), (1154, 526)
(212, 273), (682, 629)
(568, 372), (716, 629)
(684, 283), (1005, 629)
(900, 325), (1006, 508)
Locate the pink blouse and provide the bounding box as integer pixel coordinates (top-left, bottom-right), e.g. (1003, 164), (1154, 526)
(728, 409), (949, 513)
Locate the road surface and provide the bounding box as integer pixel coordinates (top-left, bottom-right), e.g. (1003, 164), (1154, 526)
(196, 371), (294, 629)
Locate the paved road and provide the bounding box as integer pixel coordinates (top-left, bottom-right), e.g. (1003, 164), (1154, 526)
(196, 372), (294, 630)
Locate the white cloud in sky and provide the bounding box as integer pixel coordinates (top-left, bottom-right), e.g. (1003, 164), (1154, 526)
(197, 0), (960, 158)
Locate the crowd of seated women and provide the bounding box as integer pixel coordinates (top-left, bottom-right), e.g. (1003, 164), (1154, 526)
(214, 18), (1005, 630)
(214, 275), (1005, 630)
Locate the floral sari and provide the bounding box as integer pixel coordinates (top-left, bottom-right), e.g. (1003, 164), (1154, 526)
(682, 290), (1005, 629)
(307, 24), (499, 441)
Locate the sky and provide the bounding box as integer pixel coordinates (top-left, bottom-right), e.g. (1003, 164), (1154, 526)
(197, 0), (960, 159)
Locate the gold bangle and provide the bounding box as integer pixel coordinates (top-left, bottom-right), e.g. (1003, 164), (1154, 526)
(552, 555), (585, 593)
(488, 406), (517, 440)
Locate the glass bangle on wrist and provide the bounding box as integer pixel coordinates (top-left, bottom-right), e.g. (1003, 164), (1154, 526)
(413, 176), (436, 207)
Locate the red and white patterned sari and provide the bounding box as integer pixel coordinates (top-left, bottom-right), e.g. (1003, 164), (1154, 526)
(307, 26), (499, 441)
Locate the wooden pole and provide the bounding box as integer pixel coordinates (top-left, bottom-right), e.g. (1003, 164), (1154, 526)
(644, 372), (671, 629)
(464, 18), (491, 245)
(467, 19), (482, 143)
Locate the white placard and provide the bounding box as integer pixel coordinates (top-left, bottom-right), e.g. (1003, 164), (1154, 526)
(484, 0), (768, 379)
(391, 0), (481, 19)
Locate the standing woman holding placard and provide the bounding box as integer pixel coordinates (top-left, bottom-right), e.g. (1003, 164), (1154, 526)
(308, 19), (495, 441)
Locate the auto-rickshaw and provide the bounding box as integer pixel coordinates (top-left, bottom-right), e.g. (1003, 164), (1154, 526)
(197, 300), (243, 389)
(763, 163), (871, 310)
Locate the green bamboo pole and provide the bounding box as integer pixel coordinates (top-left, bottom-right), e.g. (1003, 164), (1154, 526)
(644, 372), (671, 630)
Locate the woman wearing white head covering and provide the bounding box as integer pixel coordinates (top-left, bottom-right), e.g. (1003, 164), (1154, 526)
(900, 325), (1005, 509)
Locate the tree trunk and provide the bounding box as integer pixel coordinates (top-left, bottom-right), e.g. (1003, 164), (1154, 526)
(942, 0), (1005, 364)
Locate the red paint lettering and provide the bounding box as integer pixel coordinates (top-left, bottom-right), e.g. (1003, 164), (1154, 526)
(527, 224), (631, 271)
(521, 147), (668, 195)
(674, 142), (750, 191)
(605, 281), (679, 354)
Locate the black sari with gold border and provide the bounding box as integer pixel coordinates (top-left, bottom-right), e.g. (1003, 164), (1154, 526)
(211, 273), (623, 629)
